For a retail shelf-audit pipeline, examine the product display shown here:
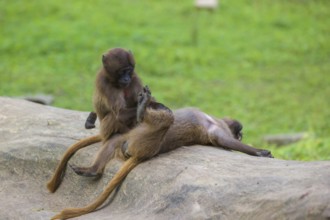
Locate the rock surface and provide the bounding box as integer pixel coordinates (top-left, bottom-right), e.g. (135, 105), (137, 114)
(0, 97), (329, 220)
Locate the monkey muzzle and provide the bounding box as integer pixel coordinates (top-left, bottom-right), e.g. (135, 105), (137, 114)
(118, 73), (132, 88)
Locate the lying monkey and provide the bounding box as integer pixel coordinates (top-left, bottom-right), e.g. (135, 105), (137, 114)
(50, 86), (273, 219)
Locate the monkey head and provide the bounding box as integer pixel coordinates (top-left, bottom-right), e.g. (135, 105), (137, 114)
(102, 48), (136, 89)
(223, 118), (243, 141)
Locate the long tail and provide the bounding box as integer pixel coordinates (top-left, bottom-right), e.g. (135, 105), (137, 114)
(47, 135), (102, 193)
(51, 157), (139, 220)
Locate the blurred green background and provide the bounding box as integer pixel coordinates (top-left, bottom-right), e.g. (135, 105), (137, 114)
(1, 0), (329, 160)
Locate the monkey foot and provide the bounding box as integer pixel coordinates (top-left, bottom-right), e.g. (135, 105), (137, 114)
(85, 112), (97, 129)
(85, 122), (96, 129)
(148, 102), (172, 113)
(69, 164), (102, 178)
(137, 86), (152, 123)
(256, 150), (274, 158)
(138, 85), (152, 105)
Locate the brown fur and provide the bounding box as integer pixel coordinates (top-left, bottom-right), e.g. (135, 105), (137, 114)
(46, 48), (145, 193)
(50, 87), (273, 219)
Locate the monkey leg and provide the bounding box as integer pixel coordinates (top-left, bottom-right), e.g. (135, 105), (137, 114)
(135, 85), (172, 123)
(208, 125), (273, 158)
(70, 134), (122, 177)
(136, 85), (151, 123)
(51, 157), (139, 220)
(47, 135), (102, 193)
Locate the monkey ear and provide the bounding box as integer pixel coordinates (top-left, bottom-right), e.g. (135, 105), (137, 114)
(127, 50), (135, 67)
(102, 54), (106, 63)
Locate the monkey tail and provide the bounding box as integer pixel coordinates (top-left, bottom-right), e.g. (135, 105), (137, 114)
(51, 157), (139, 220)
(47, 135), (102, 193)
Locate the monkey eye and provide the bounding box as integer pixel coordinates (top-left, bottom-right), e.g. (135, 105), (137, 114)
(120, 66), (133, 75)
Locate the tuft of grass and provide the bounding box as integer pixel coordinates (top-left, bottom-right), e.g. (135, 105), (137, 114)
(0, 0), (329, 161)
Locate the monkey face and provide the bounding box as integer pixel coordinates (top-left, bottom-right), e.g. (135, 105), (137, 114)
(117, 66), (134, 88)
(102, 48), (135, 89)
(231, 121), (243, 141)
(223, 118), (243, 141)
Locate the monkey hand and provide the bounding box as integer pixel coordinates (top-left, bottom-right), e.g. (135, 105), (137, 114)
(85, 112), (97, 129)
(256, 149), (274, 158)
(137, 85), (152, 123)
(138, 85), (151, 104)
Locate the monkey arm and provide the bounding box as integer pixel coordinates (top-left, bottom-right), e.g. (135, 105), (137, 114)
(209, 129), (273, 158)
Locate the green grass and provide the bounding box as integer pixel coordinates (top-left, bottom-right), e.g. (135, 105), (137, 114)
(1, 0), (329, 161)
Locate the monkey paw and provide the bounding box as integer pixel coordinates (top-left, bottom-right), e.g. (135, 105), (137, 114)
(85, 122), (96, 129)
(137, 86), (152, 123)
(69, 164), (102, 178)
(85, 112), (97, 129)
(138, 85), (152, 105)
(256, 150), (274, 158)
(148, 102), (173, 113)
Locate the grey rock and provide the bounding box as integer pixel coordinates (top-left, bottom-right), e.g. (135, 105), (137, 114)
(0, 97), (329, 220)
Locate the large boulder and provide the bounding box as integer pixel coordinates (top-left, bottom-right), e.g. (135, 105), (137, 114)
(0, 97), (329, 220)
